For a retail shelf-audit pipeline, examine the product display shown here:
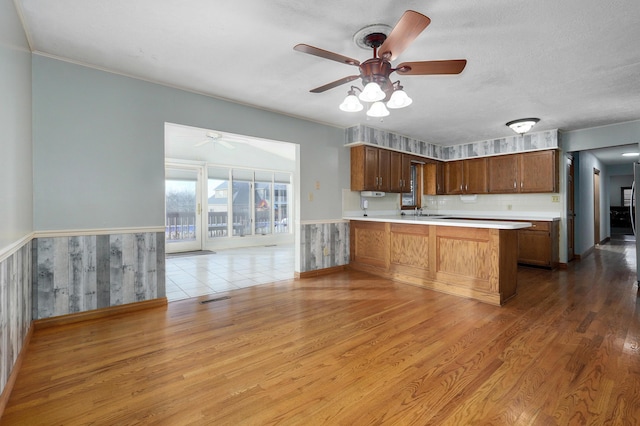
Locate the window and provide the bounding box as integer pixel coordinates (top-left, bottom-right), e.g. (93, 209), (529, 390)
(206, 166), (292, 239)
(401, 163), (421, 209)
(622, 187), (633, 207)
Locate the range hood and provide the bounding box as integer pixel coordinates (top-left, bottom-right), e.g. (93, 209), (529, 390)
(361, 191), (385, 197)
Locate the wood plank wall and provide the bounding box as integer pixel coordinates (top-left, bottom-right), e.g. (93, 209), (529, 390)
(0, 241), (32, 397)
(300, 222), (349, 273)
(32, 232), (165, 320)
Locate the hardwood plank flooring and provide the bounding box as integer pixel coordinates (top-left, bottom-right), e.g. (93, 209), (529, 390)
(3, 240), (640, 425)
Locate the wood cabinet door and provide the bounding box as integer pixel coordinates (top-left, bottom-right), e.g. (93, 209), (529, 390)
(444, 161), (464, 194)
(377, 148), (391, 192)
(390, 151), (411, 193)
(519, 150), (558, 193)
(518, 228), (551, 267)
(464, 158), (488, 194)
(488, 155), (518, 193)
(363, 145), (380, 190)
(423, 162), (445, 195)
(400, 154), (411, 193)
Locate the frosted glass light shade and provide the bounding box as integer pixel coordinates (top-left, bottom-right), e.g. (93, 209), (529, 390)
(506, 118), (540, 134)
(359, 82), (386, 102)
(366, 101), (390, 118)
(339, 94), (364, 112)
(387, 89), (413, 109)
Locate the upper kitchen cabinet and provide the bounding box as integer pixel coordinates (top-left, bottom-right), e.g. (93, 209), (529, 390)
(444, 158), (488, 194)
(390, 151), (412, 193)
(351, 145), (391, 192)
(423, 162), (444, 195)
(488, 150), (558, 194)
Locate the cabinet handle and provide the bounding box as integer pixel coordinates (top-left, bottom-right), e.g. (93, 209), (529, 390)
(520, 181), (523, 189)
(380, 177), (383, 186)
(513, 180), (516, 189)
(375, 177), (379, 186)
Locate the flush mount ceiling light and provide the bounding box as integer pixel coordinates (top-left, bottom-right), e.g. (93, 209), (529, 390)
(294, 10), (467, 120)
(506, 118), (540, 135)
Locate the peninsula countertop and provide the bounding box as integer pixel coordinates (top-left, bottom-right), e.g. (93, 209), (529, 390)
(343, 214), (533, 230)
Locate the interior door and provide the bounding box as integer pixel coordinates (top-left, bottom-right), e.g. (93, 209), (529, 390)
(594, 168), (601, 246)
(567, 156), (575, 261)
(165, 165), (203, 253)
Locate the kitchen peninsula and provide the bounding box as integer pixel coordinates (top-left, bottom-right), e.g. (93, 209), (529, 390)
(344, 215), (532, 306)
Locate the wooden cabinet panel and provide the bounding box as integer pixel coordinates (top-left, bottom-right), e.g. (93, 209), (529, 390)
(349, 220), (519, 305)
(350, 221), (390, 269)
(488, 150), (558, 194)
(351, 145), (392, 192)
(377, 148), (391, 192)
(351, 146), (404, 192)
(423, 162), (444, 195)
(488, 155), (518, 193)
(519, 150), (558, 193)
(517, 220), (559, 268)
(390, 151), (411, 193)
(444, 161), (464, 194)
(464, 158), (488, 194)
(444, 159), (487, 194)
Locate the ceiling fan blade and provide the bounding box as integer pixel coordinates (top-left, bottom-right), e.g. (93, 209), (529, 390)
(395, 59), (467, 75)
(379, 10), (431, 61)
(194, 139), (209, 147)
(310, 75), (360, 93)
(294, 44), (360, 66)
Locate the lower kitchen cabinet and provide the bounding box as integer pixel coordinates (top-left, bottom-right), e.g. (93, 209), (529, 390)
(517, 220), (559, 268)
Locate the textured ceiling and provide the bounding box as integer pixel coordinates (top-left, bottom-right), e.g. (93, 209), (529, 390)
(15, 0), (640, 150)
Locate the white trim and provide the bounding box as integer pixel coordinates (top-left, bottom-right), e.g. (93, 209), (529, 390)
(34, 226), (165, 239)
(0, 233), (34, 263)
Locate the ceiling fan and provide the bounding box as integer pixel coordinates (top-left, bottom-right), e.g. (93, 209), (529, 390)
(294, 10), (466, 116)
(194, 131), (235, 149)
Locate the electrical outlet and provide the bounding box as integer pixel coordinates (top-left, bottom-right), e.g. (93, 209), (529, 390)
(552, 195), (560, 203)
(308, 192), (313, 201)
(507, 204), (512, 210)
(323, 247), (329, 256)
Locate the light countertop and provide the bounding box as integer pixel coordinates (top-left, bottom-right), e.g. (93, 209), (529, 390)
(343, 214), (533, 230)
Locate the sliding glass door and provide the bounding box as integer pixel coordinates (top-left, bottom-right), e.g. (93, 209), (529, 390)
(165, 166), (203, 253)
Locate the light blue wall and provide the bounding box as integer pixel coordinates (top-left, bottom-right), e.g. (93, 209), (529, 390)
(563, 122), (640, 257)
(0, 0), (33, 249)
(32, 56), (348, 231)
(563, 120), (640, 151)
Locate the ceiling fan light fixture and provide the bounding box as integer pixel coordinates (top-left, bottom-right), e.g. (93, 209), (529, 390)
(387, 88), (412, 109)
(506, 118), (540, 135)
(367, 101), (390, 118)
(359, 82), (386, 102)
(339, 93), (364, 112)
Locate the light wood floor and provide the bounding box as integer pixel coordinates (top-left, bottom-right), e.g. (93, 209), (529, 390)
(3, 241), (640, 425)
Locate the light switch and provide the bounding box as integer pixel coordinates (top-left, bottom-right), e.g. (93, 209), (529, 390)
(308, 192), (314, 201)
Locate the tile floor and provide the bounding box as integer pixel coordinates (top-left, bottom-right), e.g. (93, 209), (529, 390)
(165, 244), (295, 301)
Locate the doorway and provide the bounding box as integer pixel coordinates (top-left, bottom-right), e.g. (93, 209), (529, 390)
(165, 165), (205, 253)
